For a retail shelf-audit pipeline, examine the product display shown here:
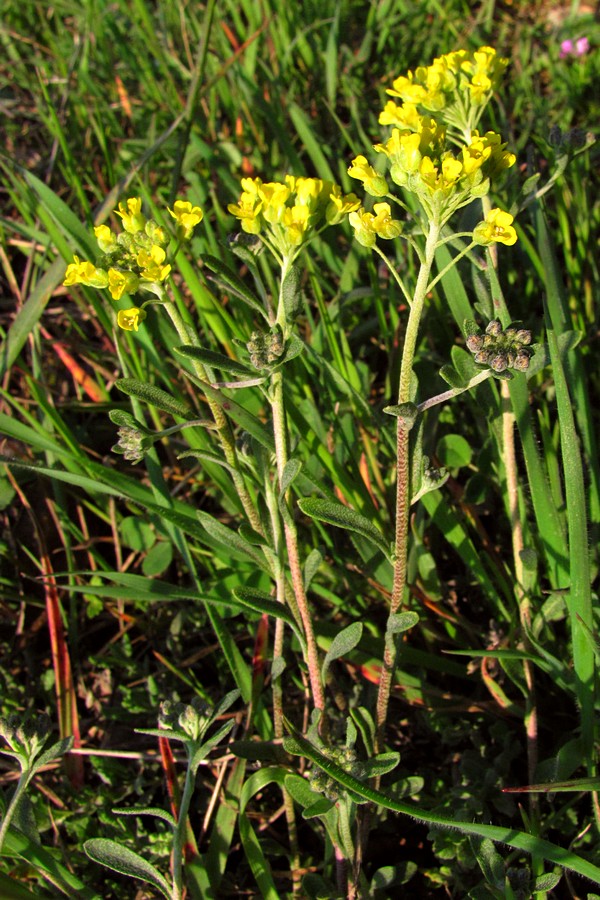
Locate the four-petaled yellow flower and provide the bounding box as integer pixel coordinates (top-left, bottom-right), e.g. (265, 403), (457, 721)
(136, 245), (172, 283)
(64, 257), (109, 289)
(115, 197), (146, 234)
(108, 269), (140, 301)
(168, 200), (204, 240)
(117, 307), (147, 332)
(349, 203), (402, 248)
(473, 208), (518, 246)
(347, 156), (389, 197)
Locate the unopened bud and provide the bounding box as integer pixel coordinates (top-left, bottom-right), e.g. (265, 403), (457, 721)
(485, 319), (502, 336)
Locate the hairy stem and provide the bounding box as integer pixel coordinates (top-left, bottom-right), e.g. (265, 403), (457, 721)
(375, 221), (440, 751)
(270, 368), (325, 715)
(163, 299), (262, 534)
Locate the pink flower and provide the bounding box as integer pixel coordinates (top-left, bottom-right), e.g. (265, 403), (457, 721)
(559, 37), (590, 59)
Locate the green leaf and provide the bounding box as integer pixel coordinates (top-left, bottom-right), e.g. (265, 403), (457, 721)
(281, 458), (302, 496)
(120, 516), (156, 552)
(108, 409), (151, 432)
(84, 839), (171, 898)
(304, 548), (322, 590)
(438, 365), (466, 390)
(303, 797), (335, 819)
(387, 612), (419, 635)
(281, 262), (303, 321)
(239, 767), (288, 900)
(322, 622), (363, 682)
(383, 402), (419, 429)
(362, 752), (400, 779)
(31, 736), (74, 775)
(112, 807), (176, 827)
(116, 378), (192, 418)
(436, 434), (472, 469)
(231, 587), (306, 654)
(141, 541), (173, 577)
(282, 723), (600, 886)
(196, 511), (270, 572)
(174, 345), (255, 376)
(297, 498), (390, 560)
(284, 773), (323, 810)
(202, 253), (269, 320)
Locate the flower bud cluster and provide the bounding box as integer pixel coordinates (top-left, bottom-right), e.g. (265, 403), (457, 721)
(0, 713), (51, 770)
(247, 330), (285, 370)
(113, 425), (155, 462)
(465, 319), (533, 372)
(63, 198), (204, 330)
(159, 698), (211, 743)
(308, 745), (367, 803)
(228, 176), (360, 258)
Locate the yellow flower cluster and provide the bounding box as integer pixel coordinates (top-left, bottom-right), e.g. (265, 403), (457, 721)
(63, 198), (204, 330)
(382, 46), (509, 135)
(369, 127), (514, 213)
(347, 47), (517, 242)
(228, 176), (359, 258)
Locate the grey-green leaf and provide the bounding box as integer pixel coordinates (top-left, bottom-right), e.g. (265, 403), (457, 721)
(116, 379), (191, 418)
(174, 345), (255, 376)
(322, 622), (363, 682)
(387, 612), (419, 635)
(83, 839), (172, 899)
(202, 253), (269, 320)
(297, 498), (390, 560)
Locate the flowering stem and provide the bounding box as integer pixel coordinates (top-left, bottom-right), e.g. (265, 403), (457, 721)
(270, 367), (326, 716)
(417, 368), (494, 412)
(171, 750), (197, 900)
(163, 298), (262, 534)
(375, 221), (440, 751)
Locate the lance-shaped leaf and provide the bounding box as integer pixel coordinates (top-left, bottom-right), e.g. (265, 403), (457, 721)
(196, 511), (271, 572)
(108, 409), (152, 433)
(202, 253), (269, 320)
(116, 378), (192, 419)
(322, 622), (363, 682)
(84, 839), (171, 899)
(174, 345), (256, 377)
(282, 723), (600, 886)
(298, 498), (391, 561)
(231, 587), (306, 655)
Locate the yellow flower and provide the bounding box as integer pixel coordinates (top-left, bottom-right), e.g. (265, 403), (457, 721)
(117, 307), (147, 332)
(137, 245), (171, 282)
(347, 155), (389, 197)
(94, 225), (117, 253)
(349, 203), (402, 248)
(228, 190), (263, 234)
(115, 197), (146, 234)
(379, 101), (423, 129)
(282, 204), (310, 246)
(473, 208), (518, 246)
(168, 200), (203, 240)
(108, 269), (140, 300)
(371, 202), (403, 239)
(63, 257), (109, 289)
(325, 186), (361, 224)
(258, 181), (291, 224)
